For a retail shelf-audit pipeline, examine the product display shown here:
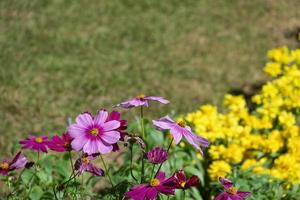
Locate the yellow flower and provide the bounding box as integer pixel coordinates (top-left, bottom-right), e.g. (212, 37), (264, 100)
(208, 161), (232, 181)
(264, 62), (282, 77)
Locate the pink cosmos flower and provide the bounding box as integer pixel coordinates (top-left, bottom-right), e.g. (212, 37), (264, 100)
(0, 152), (27, 176)
(125, 171), (175, 200)
(116, 94), (169, 108)
(48, 132), (73, 152)
(68, 109), (121, 155)
(19, 136), (50, 153)
(147, 147), (168, 164)
(106, 110), (128, 152)
(74, 155), (104, 176)
(152, 116), (209, 154)
(215, 177), (251, 200)
(168, 170), (199, 190)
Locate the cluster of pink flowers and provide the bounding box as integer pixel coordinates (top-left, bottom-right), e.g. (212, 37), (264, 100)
(0, 95), (251, 200)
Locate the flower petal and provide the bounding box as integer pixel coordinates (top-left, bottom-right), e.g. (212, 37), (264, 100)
(94, 109), (108, 124)
(83, 140), (99, 154)
(102, 120), (120, 132)
(68, 124), (86, 138)
(75, 113), (93, 127)
(101, 131), (120, 144)
(71, 136), (88, 151)
(97, 141), (113, 154)
(144, 96), (169, 104)
(237, 191), (251, 198)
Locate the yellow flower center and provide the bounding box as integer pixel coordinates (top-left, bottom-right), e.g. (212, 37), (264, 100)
(227, 187), (238, 195)
(0, 162), (9, 170)
(136, 94), (145, 99)
(180, 181), (186, 188)
(149, 178), (160, 187)
(35, 137), (43, 143)
(177, 120), (186, 127)
(90, 128), (99, 136)
(82, 157), (89, 165)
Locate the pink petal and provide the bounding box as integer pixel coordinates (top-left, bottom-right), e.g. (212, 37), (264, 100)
(156, 171), (166, 181)
(97, 141), (113, 154)
(145, 188), (158, 199)
(94, 110), (108, 124)
(170, 128), (183, 144)
(219, 177), (233, 189)
(144, 96), (169, 104)
(75, 113), (93, 127)
(101, 131), (120, 144)
(102, 120), (120, 131)
(71, 136), (88, 151)
(83, 140), (99, 154)
(215, 192), (228, 200)
(68, 124), (86, 138)
(152, 119), (173, 130)
(237, 191), (251, 198)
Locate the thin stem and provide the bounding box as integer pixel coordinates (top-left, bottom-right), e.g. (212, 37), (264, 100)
(154, 138), (173, 177)
(183, 190), (186, 199)
(68, 151), (75, 176)
(140, 106), (145, 140)
(99, 154), (114, 187)
(150, 164), (155, 178)
(140, 155), (145, 183)
(130, 146), (138, 182)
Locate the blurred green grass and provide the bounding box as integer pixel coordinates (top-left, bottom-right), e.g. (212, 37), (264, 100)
(0, 0), (299, 153)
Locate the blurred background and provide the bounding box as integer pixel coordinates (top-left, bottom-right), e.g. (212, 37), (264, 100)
(0, 0), (299, 153)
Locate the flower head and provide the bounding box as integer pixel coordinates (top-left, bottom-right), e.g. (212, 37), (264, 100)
(152, 116), (209, 154)
(74, 154), (104, 176)
(147, 147), (168, 164)
(0, 152), (27, 176)
(48, 132), (73, 152)
(169, 170), (199, 190)
(19, 136), (49, 153)
(68, 109), (121, 155)
(116, 95), (169, 108)
(215, 177), (251, 200)
(125, 171), (175, 200)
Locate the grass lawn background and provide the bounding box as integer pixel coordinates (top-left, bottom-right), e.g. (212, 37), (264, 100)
(0, 0), (299, 154)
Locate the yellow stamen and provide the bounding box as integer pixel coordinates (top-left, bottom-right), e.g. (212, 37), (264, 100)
(149, 178), (160, 187)
(227, 187), (238, 195)
(136, 94), (145, 98)
(0, 162), (9, 170)
(82, 157), (89, 165)
(177, 120), (186, 127)
(180, 181), (186, 188)
(90, 128), (99, 136)
(35, 137), (43, 143)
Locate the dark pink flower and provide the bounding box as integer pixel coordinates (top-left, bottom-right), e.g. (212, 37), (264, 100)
(215, 177), (251, 200)
(147, 147), (168, 164)
(168, 170), (199, 190)
(125, 171), (175, 200)
(106, 110), (128, 152)
(152, 116), (209, 154)
(19, 136), (49, 153)
(116, 95), (169, 108)
(68, 109), (121, 155)
(0, 152), (27, 176)
(48, 132), (73, 152)
(74, 154), (104, 176)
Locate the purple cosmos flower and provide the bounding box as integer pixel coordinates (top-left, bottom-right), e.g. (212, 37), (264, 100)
(106, 110), (128, 152)
(215, 177), (251, 200)
(147, 147), (168, 164)
(0, 152), (27, 176)
(74, 155), (104, 176)
(152, 116), (209, 154)
(48, 132), (73, 152)
(125, 171), (176, 200)
(68, 109), (121, 155)
(169, 170), (199, 190)
(19, 136), (49, 153)
(116, 94), (169, 108)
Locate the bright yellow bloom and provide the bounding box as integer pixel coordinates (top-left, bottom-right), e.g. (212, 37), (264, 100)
(264, 62), (282, 77)
(208, 160), (232, 181)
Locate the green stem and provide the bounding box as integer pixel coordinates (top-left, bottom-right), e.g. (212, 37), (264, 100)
(154, 138), (173, 177)
(150, 164), (155, 179)
(68, 151), (74, 176)
(99, 154), (114, 187)
(130, 146), (138, 182)
(140, 106), (145, 140)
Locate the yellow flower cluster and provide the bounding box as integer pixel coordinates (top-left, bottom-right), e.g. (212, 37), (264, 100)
(185, 46), (300, 184)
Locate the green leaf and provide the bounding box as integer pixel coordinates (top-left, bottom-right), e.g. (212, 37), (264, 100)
(29, 186), (43, 200)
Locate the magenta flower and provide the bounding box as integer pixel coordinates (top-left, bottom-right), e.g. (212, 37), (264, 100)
(19, 136), (49, 153)
(106, 110), (128, 152)
(125, 171), (175, 200)
(0, 152), (27, 176)
(116, 94), (169, 108)
(215, 177), (251, 200)
(147, 147), (168, 164)
(68, 109), (121, 155)
(169, 170), (199, 190)
(152, 116), (209, 154)
(74, 155), (104, 176)
(48, 132), (73, 152)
